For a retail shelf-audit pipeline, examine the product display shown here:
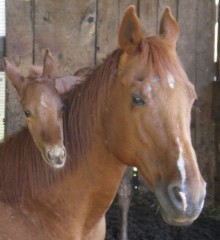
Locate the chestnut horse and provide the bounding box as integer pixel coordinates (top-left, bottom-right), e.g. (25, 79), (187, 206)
(3, 49), (82, 168)
(0, 6), (206, 239)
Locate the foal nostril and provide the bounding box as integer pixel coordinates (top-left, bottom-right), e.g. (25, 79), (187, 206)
(62, 147), (66, 158)
(47, 150), (53, 161)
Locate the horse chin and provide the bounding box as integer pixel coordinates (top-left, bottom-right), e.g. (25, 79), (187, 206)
(160, 211), (194, 226)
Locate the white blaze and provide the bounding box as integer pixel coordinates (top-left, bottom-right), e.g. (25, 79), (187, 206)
(40, 95), (48, 108)
(176, 137), (186, 188)
(167, 72), (175, 89)
(176, 137), (188, 211)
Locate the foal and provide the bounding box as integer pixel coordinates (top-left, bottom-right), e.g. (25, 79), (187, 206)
(3, 49), (79, 168)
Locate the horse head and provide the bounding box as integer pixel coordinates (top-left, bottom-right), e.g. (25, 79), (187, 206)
(103, 6), (206, 226)
(4, 49), (67, 168)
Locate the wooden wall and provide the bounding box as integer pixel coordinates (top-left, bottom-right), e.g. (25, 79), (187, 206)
(5, 0), (216, 205)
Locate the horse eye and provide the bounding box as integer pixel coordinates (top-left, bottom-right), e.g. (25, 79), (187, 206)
(132, 94), (145, 106)
(24, 110), (31, 118)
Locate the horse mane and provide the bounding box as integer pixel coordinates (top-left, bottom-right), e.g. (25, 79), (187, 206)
(62, 49), (123, 168)
(143, 36), (189, 85)
(28, 65), (43, 79)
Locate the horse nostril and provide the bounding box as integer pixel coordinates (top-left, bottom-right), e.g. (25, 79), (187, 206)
(173, 186), (182, 203)
(168, 185), (188, 212)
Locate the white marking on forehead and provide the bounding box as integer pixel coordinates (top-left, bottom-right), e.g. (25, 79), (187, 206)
(167, 72), (175, 89)
(40, 95), (48, 108)
(176, 137), (186, 189)
(146, 85), (153, 92)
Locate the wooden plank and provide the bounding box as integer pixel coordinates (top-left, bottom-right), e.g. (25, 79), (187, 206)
(34, 0), (96, 75)
(95, 0), (119, 65)
(139, 0), (158, 36)
(96, 0), (138, 65)
(195, 0), (216, 205)
(5, 0), (33, 136)
(177, 1), (198, 147)
(177, 1), (197, 85)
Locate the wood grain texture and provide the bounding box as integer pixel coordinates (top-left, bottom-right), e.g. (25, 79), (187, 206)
(195, 0), (216, 205)
(5, 0), (33, 135)
(139, 0), (158, 36)
(34, 0), (96, 75)
(177, 1), (198, 147)
(95, 0), (119, 65)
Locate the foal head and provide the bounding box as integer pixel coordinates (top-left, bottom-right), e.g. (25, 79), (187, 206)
(103, 7), (206, 225)
(4, 49), (66, 168)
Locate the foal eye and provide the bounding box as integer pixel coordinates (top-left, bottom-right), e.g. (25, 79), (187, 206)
(132, 93), (145, 106)
(24, 110), (32, 118)
(59, 106), (65, 117)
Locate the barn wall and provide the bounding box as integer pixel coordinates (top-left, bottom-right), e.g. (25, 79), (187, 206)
(5, 0), (216, 205)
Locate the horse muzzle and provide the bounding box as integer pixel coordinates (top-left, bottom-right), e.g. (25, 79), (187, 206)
(44, 146), (66, 169)
(155, 179), (206, 226)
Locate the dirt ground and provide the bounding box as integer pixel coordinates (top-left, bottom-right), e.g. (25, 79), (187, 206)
(106, 192), (220, 240)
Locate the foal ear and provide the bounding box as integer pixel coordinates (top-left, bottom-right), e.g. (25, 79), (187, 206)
(119, 6), (142, 54)
(42, 49), (56, 79)
(3, 58), (26, 96)
(159, 7), (179, 47)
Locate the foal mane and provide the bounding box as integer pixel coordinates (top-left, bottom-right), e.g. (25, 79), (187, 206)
(27, 65), (43, 80)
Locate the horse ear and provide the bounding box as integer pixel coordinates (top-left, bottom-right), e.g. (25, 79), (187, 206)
(42, 49), (56, 79)
(55, 76), (82, 94)
(119, 6), (142, 54)
(3, 58), (26, 96)
(159, 7), (179, 47)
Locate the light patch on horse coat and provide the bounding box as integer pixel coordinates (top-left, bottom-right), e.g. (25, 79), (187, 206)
(146, 85), (153, 92)
(179, 191), (187, 212)
(40, 95), (48, 108)
(177, 137), (188, 211)
(167, 72), (175, 89)
(176, 137), (186, 187)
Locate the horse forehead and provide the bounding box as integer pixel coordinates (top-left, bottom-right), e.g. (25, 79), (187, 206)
(22, 83), (60, 107)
